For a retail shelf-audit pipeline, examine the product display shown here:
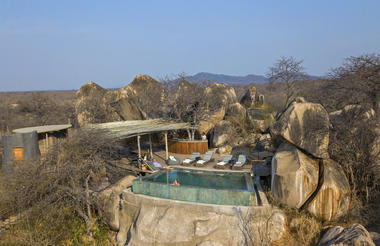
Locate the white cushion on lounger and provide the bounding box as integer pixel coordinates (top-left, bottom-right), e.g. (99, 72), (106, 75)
(217, 161), (226, 166)
(183, 159), (191, 163)
(197, 160), (205, 164)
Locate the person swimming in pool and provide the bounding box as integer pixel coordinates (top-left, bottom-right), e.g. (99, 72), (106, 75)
(171, 179), (180, 186)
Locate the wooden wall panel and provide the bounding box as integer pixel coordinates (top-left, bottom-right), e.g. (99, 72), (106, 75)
(168, 140), (208, 154)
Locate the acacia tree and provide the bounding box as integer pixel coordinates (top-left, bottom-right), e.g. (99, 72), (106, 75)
(267, 56), (306, 109)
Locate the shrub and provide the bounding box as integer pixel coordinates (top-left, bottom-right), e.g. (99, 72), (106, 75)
(0, 129), (120, 245)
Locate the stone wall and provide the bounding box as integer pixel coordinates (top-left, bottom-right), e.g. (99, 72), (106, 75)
(117, 189), (287, 246)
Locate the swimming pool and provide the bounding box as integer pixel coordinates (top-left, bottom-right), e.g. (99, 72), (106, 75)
(132, 168), (257, 206)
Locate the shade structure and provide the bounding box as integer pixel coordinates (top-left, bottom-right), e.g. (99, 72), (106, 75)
(84, 119), (190, 139)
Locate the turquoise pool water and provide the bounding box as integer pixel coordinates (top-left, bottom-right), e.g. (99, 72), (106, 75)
(144, 169), (249, 190)
(132, 168), (256, 206)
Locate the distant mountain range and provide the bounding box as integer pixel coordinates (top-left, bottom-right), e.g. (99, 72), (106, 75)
(185, 72), (320, 85)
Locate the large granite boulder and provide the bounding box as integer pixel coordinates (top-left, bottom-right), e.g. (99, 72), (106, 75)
(110, 97), (145, 121)
(205, 82), (238, 107)
(319, 224), (375, 246)
(271, 143), (319, 209)
(75, 81), (145, 126)
(198, 83), (238, 134)
(212, 120), (233, 147)
(119, 75), (164, 118)
(270, 98), (330, 159)
(75, 81), (108, 125)
(308, 159), (350, 221)
(247, 108), (274, 132)
(117, 189), (288, 246)
(198, 107), (226, 135)
(224, 102), (246, 120)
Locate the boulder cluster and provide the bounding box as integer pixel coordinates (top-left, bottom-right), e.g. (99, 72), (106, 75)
(75, 76), (152, 125)
(76, 78), (377, 245)
(211, 86), (274, 153)
(270, 98), (350, 222)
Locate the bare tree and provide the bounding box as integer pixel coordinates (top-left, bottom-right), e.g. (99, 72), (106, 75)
(267, 56), (306, 109)
(328, 53), (380, 119)
(18, 92), (57, 125)
(160, 75), (209, 140)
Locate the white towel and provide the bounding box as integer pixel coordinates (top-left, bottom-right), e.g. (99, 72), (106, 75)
(197, 160), (205, 164)
(235, 161), (242, 166)
(183, 159), (191, 163)
(217, 161), (225, 166)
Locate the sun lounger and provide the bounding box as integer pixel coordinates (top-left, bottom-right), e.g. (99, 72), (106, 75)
(196, 152), (213, 166)
(182, 152), (200, 165)
(145, 161), (161, 172)
(232, 155), (247, 170)
(215, 154), (233, 169)
(166, 155), (181, 166)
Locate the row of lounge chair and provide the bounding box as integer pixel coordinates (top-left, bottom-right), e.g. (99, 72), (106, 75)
(143, 152), (249, 172)
(216, 154), (247, 170)
(182, 152), (213, 167)
(182, 152), (248, 169)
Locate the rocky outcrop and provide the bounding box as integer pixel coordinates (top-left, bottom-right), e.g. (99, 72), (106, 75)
(120, 74), (163, 98)
(117, 189), (287, 246)
(240, 87), (257, 107)
(256, 133), (275, 152)
(271, 143), (350, 220)
(270, 98), (330, 159)
(240, 87), (265, 107)
(198, 83), (238, 134)
(216, 145), (232, 154)
(308, 159), (350, 221)
(212, 120), (233, 147)
(119, 75), (164, 117)
(319, 224), (375, 246)
(329, 104), (375, 124)
(110, 97), (145, 121)
(247, 108), (274, 132)
(98, 175), (136, 231)
(271, 143), (319, 209)
(198, 107), (226, 135)
(224, 102), (246, 120)
(205, 83), (238, 108)
(75, 80), (145, 126)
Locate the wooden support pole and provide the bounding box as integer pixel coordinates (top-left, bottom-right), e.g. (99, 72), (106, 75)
(45, 133), (49, 151)
(149, 134), (153, 160)
(137, 135), (141, 159)
(164, 132), (168, 160)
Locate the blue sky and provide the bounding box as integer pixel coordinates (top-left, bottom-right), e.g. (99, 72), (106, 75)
(0, 0), (379, 91)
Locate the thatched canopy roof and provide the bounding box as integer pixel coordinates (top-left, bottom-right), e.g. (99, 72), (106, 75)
(13, 124), (72, 134)
(84, 119), (190, 139)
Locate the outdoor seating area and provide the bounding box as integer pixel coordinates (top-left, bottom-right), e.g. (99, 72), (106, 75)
(89, 120), (272, 174)
(143, 150), (256, 172)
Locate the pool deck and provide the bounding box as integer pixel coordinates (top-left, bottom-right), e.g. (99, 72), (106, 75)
(152, 148), (255, 171)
